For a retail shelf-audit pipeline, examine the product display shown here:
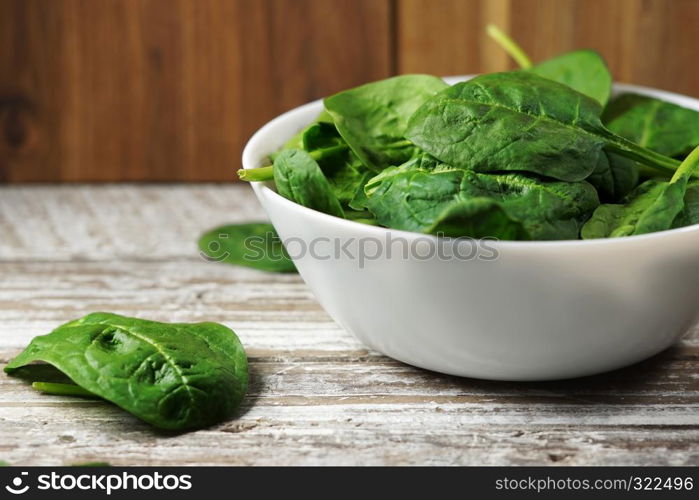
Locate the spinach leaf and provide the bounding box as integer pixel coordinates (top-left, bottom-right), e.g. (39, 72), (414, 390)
(347, 171), (373, 210)
(425, 198), (530, 240)
(673, 181), (699, 228)
(587, 151), (639, 202)
(302, 121), (342, 150)
(603, 93), (699, 157)
(529, 50), (612, 107)
(365, 155), (599, 240)
(324, 74), (448, 171)
(406, 72), (604, 181)
(487, 25), (611, 105)
(406, 72), (681, 181)
(241, 122), (368, 213)
(344, 209), (379, 226)
(4, 313), (249, 430)
(271, 109), (336, 161)
(323, 157), (367, 206)
(582, 145), (699, 238)
(599, 94), (699, 188)
(273, 149), (345, 218)
(301, 122), (370, 206)
(199, 222), (296, 273)
(240, 142), (348, 183)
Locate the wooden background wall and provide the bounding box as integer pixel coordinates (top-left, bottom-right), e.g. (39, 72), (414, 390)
(2, 0), (699, 183)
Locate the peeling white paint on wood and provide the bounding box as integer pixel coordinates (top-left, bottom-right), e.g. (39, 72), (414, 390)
(0, 185), (697, 466)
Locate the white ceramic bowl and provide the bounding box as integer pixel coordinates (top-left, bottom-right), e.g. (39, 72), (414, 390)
(243, 76), (699, 381)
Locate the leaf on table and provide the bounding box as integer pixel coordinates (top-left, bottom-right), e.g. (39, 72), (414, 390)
(4, 313), (249, 431)
(199, 222), (296, 273)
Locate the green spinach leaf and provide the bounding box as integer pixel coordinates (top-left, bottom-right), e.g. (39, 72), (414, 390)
(487, 25), (611, 105)
(199, 222), (296, 273)
(425, 198), (530, 240)
(344, 209), (379, 226)
(240, 142), (348, 183)
(582, 144), (699, 238)
(4, 313), (249, 431)
(587, 151), (639, 202)
(603, 93), (699, 157)
(406, 72), (681, 181)
(365, 155), (599, 240)
(347, 171), (374, 210)
(530, 50), (611, 107)
(673, 181), (699, 228)
(273, 149), (345, 218)
(301, 122), (370, 206)
(270, 109), (336, 162)
(324, 74), (448, 171)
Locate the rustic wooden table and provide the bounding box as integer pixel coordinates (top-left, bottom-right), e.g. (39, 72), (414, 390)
(1, 184), (697, 466)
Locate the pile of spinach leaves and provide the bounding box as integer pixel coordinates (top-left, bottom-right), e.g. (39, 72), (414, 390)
(238, 26), (699, 241)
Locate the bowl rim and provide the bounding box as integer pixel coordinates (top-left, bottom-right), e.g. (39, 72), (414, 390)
(242, 75), (699, 248)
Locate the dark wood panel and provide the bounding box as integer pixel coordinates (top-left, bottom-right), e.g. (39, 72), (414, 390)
(4, 0), (699, 182)
(397, 0), (699, 96)
(397, 0), (513, 76)
(0, 0), (392, 182)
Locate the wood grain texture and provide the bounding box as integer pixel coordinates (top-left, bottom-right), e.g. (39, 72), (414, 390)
(0, 0), (391, 182)
(0, 184), (698, 465)
(4, 0), (699, 182)
(397, 0), (699, 95)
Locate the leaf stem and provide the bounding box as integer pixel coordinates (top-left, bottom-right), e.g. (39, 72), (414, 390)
(670, 144), (699, 183)
(238, 144), (349, 182)
(312, 144), (349, 158)
(605, 133), (682, 176)
(32, 381), (96, 398)
(238, 165), (273, 182)
(486, 24), (533, 69)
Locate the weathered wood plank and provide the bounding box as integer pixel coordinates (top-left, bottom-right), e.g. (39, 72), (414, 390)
(2, 345), (699, 406)
(1, 403), (698, 466)
(1, 337), (698, 465)
(1, 185), (698, 466)
(0, 184), (263, 260)
(0, 258), (360, 352)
